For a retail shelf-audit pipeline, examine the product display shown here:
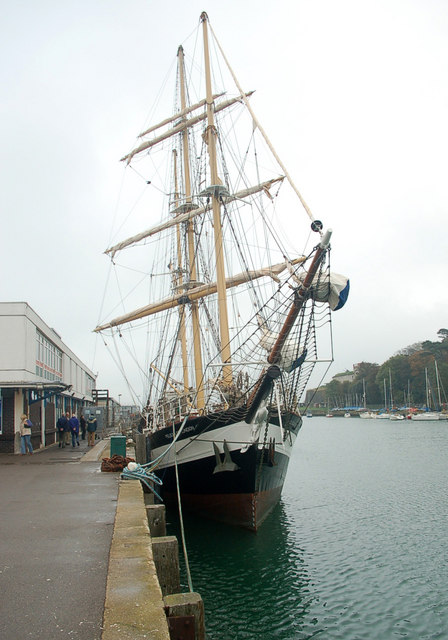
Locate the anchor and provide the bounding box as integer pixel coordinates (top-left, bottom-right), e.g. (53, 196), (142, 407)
(213, 440), (240, 474)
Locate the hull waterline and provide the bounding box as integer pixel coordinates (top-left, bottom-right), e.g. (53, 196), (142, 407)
(147, 411), (301, 530)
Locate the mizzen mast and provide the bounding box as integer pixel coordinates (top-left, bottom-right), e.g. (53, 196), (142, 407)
(171, 149), (189, 395)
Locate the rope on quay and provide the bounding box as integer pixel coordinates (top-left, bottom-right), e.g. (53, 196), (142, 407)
(120, 414), (190, 498)
(121, 462), (163, 500)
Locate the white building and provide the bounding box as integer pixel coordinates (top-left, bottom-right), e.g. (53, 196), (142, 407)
(0, 302), (96, 453)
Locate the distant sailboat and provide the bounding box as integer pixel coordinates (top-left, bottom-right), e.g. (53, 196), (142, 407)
(412, 367), (440, 421)
(359, 379), (375, 418)
(376, 379), (390, 419)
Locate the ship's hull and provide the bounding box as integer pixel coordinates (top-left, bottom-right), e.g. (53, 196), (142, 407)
(147, 408), (302, 531)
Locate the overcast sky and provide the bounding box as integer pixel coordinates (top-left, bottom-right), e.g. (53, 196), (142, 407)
(1, 0), (447, 404)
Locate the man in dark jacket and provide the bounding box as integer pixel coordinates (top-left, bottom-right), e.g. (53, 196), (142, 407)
(69, 413), (80, 448)
(87, 415), (97, 447)
(63, 412), (71, 446)
(57, 413), (69, 448)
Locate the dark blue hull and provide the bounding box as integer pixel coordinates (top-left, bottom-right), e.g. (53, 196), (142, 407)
(147, 410), (302, 530)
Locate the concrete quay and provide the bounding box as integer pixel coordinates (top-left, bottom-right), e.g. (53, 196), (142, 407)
(0, 438), (201, 639)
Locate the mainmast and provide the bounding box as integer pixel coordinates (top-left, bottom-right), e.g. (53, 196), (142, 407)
(177, 45), (205, 409)
(201, 11), (232, 387)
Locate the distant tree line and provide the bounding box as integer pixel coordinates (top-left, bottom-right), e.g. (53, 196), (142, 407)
(323, 329), (448, 409)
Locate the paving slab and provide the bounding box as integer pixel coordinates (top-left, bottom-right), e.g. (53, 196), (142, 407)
(0, 439), (119, 639)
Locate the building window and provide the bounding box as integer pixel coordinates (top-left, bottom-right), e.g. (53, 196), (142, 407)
(36, 331), (63, 382)
(85, 373), (95, 395)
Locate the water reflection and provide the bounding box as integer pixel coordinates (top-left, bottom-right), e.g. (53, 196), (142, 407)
(166, 419), (448, 639)
(168, 502), (317, 639)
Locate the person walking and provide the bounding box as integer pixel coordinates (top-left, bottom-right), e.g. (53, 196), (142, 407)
(80, 414), (87, 440)
(64, 412), (71, 446)
(87, 415), (97, 446)
(56, 412), (69, 448)
(20, 414), (33, 455)
(69, 413), (80, 447)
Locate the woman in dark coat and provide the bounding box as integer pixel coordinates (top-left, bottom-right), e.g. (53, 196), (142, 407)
(80, 415), (87, 440)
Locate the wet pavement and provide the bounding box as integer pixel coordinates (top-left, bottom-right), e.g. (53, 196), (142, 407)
(0, 439), (119, 639)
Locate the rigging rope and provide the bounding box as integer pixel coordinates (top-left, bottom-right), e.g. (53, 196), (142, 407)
(208, 21), (317, 226)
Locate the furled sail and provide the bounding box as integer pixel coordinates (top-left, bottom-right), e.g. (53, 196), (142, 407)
(105, 177), (285, 258)
(297, 272), (350, 311)
(94, 256), (305, 332)
(121, 93), (254, 164)
(137, 92), (225, 138)
(259, 323), (307, 373)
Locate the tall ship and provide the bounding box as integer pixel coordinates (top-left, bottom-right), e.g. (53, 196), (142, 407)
(95, 13), (349, 530)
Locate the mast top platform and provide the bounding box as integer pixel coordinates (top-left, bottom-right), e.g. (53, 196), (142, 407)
(198, 185), (230, 200)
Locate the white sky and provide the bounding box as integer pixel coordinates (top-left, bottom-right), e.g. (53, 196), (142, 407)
(1, 0), (447, 404)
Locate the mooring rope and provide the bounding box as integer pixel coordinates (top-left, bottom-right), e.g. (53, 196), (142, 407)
(121, 463), (163, 500)
(120, 412), (194, 592)
(173, 433), (194, 592)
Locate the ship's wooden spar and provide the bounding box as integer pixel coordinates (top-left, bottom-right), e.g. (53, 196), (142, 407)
(121, 93), (254, 165)
(149, 362), (195, 408)
(244, 230), (332, 423)
(177, 44), (205, 409)
(172, 150), (190, 394)
(105, 177), (285, 258)
(201, 12), (232, 386)
(267, 230), (332, 364)
(94, 257), (305, 333)
(137, 92), (225, 138)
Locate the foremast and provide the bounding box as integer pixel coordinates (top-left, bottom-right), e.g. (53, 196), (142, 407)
(201, 11), (232, 388)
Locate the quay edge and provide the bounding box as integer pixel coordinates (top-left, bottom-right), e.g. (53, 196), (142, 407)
(102, 476), (204, 640)
(102, 479), (171, 640)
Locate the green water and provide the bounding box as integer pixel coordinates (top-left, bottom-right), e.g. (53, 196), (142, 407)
(168, 417), (448, 639)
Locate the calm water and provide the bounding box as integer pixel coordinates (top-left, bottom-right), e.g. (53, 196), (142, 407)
(168, 417), (448, 639)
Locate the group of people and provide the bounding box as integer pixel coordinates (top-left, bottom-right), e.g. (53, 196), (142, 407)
(56, 413), (98, 448)
(18, 411), (99, 455)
